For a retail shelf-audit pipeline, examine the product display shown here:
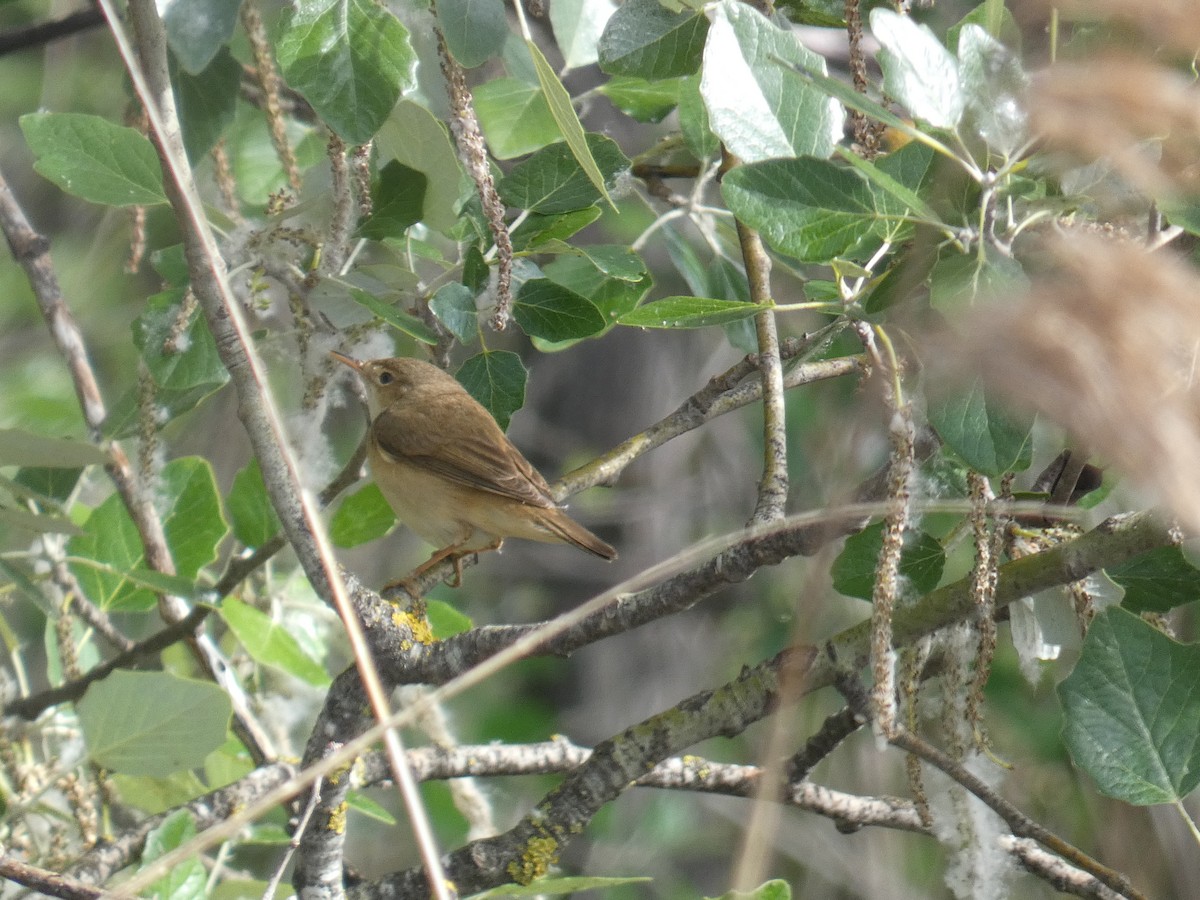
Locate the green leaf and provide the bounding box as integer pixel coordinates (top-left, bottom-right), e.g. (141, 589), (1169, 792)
(161, 0), (241, 73)
(14, 466), (83, 502)
(498, 134), (628, 214)
(69, 499), (147, 611)
(227, 460), (281, 549)
(375, 101), (462, 232)
(871, 8), (964, 130)
(456, 351), (527, 430)
(929, 247), (1029, 312)
(469, 876), (653, 898)
(359, 160), (427, 240)
(225, 105), (325, 207)
(773, 0), (844, 27)
(111, 771), (206, 816)
(347, 789), (398, 824)
(831, 522), (946, 600)
(119, 568), (200, 600)
(276, 0), (417, 145)
(104, 381), (228, 441)
(474, 78), (559, 160)
(430, 283), (479, 343)
(620, 297), (764, 329)
(782, 60), (950, 160)
(162, 457), (229, 578)
(543, 250), (651, 322)
(569, 245), (648, 281)
(527, 39), (617, 208)
(663, 224), (710, 297)
(172, 48), (241, 162)
(700, 0), (842, 163)
(78, 670), (232, 777)
(221, 598), (331, 686)
(0, 558), (51, 613)
(331, 483), (397, 548)
(678, 73), (717, 160)
(597, 76), (683, 123)
(426, 599), (473, 638)
(0, 506), (82, 536)
(929, 379), (1033, 477)
(513, 279), (607, 342)
(1156, 196), (1200, 239)
(948, 1), (1022, 51)
(141, 809), (206, 899)
(68, 457), (228, 611)
(550, 0), (617, 71)
(1108, 546), (1200, 614)
(20, 112), (166, 207)
(722, 157), (878, 263)
(835, 143), (939, 225)
(463, 246), (490, 293)
(436, 0), (508, 68)
(957, 24), (1028, 155)
(349, 290), (439, 344)
(0, 429), (107, 468)
(510, 207), (602, 250)
(1059, 608), (1200, 805)
(133, 290), (230, 390)
(598, 0), (708, 79)
(707, 879), (792, 900)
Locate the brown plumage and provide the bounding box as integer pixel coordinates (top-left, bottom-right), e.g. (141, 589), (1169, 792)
(331, 353), (615, 584)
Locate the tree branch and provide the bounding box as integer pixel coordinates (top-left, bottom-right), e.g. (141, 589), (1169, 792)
(348, 511), (1169, 896)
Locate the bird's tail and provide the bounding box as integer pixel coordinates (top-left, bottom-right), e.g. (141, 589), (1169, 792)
(539, 508), (617, 560)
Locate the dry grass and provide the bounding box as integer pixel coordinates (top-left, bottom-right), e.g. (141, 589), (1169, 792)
(1052, 0), (1200, 56)
(1030, 56), (1200, 196)
(949, 232), (1200, 531)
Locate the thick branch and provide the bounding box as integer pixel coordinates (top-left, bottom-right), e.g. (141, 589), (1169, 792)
(64, 763), (295, 886)
(351, 511), (1170, 896)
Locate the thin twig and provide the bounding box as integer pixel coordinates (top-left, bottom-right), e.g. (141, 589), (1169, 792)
(721, 146), (789, 526)
(0, 162), (273, 764)
(0, 7), (104, 56)
(558, 350), (858, 498)
(889, 729), (1144, 900)
(262, 777), (324, 900)
(785, 707), (863, 782)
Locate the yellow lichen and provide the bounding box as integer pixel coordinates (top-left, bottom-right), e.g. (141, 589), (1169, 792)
(328, 801), (348, 834)
(390, 608), (435, 645)
(506, 834), (559, 885)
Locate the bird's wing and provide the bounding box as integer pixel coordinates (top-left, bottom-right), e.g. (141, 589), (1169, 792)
(371, 403), (557, 508)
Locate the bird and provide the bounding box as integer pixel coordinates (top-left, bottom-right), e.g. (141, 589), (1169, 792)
(330, 352), (616, 588)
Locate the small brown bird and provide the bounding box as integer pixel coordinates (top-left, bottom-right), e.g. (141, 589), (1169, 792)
(331, 353), (616, 586)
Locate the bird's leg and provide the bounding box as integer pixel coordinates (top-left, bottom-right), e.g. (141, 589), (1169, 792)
(384, 538), (504, 593)
(441, 538), (503, 587)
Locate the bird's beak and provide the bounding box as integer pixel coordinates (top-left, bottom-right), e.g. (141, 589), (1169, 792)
(329, 350), (362, 373)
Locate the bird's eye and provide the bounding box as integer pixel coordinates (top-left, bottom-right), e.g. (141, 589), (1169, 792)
(378, 371), (394, 386)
